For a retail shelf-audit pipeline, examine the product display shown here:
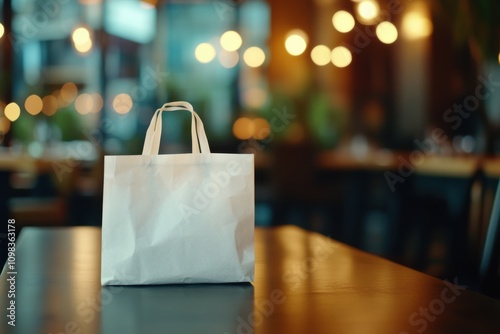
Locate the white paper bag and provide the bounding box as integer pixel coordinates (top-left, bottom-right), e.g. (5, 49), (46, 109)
(101, 101), (254, 285)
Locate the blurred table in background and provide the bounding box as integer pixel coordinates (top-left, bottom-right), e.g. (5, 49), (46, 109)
(0, 141), (98, 172)
(254, 149), (500, 284)
(0, 142), (100, 227)
(316, 149), (500, 177)
(316, 149), (400, 171)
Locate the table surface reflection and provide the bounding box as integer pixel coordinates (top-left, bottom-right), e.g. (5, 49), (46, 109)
(1, 226), (500, 334)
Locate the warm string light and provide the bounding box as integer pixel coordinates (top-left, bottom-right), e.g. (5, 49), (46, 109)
(233, 117), (270, 140)
(195, 43), (216, 63)
(311, 3), (410, 67)
(243, 47), (266, 67)
(219, 50), (239, 68)
(75, 93), (103, 114)
(195, 30), (266, 68)
(356, 0), (380, 25)
(331, 46), (352, 68)
(5, 83), (104, 121)
(311, 45), (331, 66)
(61, 82), (78, 104)
(220, 31), (242, 52)
(21, 83), (80, 117)
(332, 11), (355, 33)
(4, 103), (21, 122)
(112, 93), (133, 114)
(376, 21), (398, 44)
(72, 26), (93, 54)
(42, 95), (58, 116)
(402, 8), (433, 40)
(285, 29), (308, 56)
(25, 95), (43, 115)
(0, 116), (10, 135)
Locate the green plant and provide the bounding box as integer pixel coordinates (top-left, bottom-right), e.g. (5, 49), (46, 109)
(437, 0), (500, 62)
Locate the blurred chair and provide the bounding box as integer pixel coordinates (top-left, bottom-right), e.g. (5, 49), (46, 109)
(479, 180), (500, 298)
(463, 167), (488, 278)
(462, 163), (500, 298)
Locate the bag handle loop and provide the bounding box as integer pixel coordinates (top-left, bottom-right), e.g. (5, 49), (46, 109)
(142, 101), (211, 155)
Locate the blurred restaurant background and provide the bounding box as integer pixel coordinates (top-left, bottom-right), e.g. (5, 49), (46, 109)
(1, 0), (500, 297)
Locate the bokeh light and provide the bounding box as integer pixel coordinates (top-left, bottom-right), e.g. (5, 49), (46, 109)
(332, 10), (355, 33)
(75, 39), (92, 53)
(195, 43), (216, 63)
(331, 46), (352, 68)
(25, 95), (43, 115)
(72, 27), (90, 42)
(52, 89), (67, 107)
(243, 87), (268, 109)
(72, 26), (93, 54)
(219, 50), (239, 68)
(243, 47), (266, 67)
(311, 45), (331, 66)
(61, 82), (78, 103)
(220, 31), (242, 52)
(75, 94), (95, 115)
(232, 116), (271, 140)
(233, 117), (254, 140)
(113, 93), (133, 114)
(253, 117), (270, 140)
(285, 29), (308, 56)
(42, 96), (58, 116)
(376, 21), (398, 44)
(0, 23), (4, 39)
(356, 0), (380, 24)
(402, 10), (433, 40)
(4, 103), (21, 122)
(0, 116), (10, 134)
(92, 93), (103, 113)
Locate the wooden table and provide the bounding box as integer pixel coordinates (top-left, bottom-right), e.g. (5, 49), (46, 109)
(1, 226), (500, 333)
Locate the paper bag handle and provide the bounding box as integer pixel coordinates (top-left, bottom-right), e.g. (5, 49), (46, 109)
(142, 101), (211, 155)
